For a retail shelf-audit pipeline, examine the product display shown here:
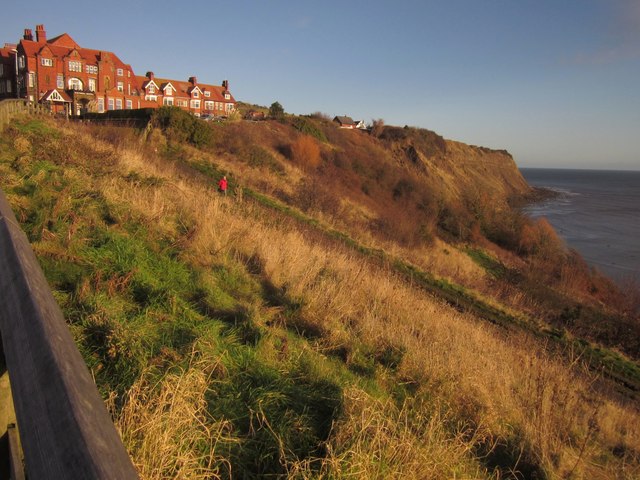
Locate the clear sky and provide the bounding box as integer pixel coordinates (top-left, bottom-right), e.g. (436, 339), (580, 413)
(2, 1), (639, 170)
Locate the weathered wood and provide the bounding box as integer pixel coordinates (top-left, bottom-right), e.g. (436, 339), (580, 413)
(7, 423), (25, 480)
(0, 188), (138, 479)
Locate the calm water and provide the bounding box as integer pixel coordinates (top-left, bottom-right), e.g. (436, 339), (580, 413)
(520, 168), (640, 284)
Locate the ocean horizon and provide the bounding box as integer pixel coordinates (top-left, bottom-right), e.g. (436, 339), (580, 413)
(520, 167), (640, 285)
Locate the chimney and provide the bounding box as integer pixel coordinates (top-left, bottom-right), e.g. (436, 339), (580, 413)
(188, 76), (197, 85)
(222, 80), (229, 91)
(36, 24), (47, 43)
(23, 29), (33, 41)
(146, 71), (154, 80)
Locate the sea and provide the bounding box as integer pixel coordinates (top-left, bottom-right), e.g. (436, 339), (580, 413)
(520, 168), (640, 285)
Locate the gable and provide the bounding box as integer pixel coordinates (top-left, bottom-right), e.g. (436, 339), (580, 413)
(47, 33), (80, 49)
(41, 89), (71, 102)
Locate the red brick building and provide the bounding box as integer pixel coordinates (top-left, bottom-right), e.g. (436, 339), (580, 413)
(0, 25), (235, 116)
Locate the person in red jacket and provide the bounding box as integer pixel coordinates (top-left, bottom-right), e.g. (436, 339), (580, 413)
(218, 175), (228, 195)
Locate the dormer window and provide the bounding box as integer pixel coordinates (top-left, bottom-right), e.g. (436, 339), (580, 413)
(193, 90), (199, 98)
(224, 93), (231, 100)
(41, 58), (53, 67)
(148, 85), (156, 94)
(204, 91), (210, 97)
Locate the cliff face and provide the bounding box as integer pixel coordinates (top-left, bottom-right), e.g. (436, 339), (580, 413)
(377, 125), (530, 207)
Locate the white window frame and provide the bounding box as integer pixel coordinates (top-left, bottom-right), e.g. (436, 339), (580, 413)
(193, 90), (199, 98)
(97, 97), (104, 112)
(18, 56), (25, 69)
(68, 77), (83, 91)
(125, 99), (132, 109)
(116, 98), (123, 110)
(68, 61), (82, 72)
(107, 98), (114, 110)
(88, 78), (96, 92)
(57, 74), (64, 89)
(117, 68), (123, 76)
(163, 97), (174, 106)
(41, 58), (53, 67)
(117, 81), (124, 92)
(145, 95), (157, 102)
(204, 91), (210, 97)
(28, 72), (35, 88)
(204, 101), (214, 111)
(190, 99), (200, 109)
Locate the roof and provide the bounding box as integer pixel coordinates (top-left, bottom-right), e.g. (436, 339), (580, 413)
(47, 33), (79, 49)
(40, 89), (72, 102)
(136, 75), (236, 102)
(334, 116), (355, 125)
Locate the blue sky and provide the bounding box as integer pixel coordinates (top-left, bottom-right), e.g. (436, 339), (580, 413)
(2, 0), (639, 170)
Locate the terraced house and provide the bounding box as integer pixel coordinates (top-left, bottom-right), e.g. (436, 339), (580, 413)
(0, 25), (235, 117)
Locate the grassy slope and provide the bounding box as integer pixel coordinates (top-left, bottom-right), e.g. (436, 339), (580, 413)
(1, 115), (639, 479)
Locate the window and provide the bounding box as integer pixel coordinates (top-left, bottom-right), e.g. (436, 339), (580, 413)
(86, 65), (98, 74)
(164, 86), (172, 96)
(68, 77), (83, 91)
(28, 72), (35, 88)
(204, 91), (210, 97)
(224, 93), (231, 100)
(117, 68), (123, 76)
(148, 84), (156, 94)
(116, 99), (123, 110)
(107, 98), (114, 110)
(98, 97), (104, 112)
(204, 101), (214, 111)
(57, 74), (64, 89)
(190, 99), (200, 109)
(68, 61), (82, 72)
(41, 58), (53, 67)
(126, 99), (132, 109)
(163, 97), (174, 106)
(177, 99), (188, 107)
(226, 103), (234, 112)
(117, 81), (123, 92)
(18, 56), (25, 69)
(192, 90), (199, 98)
(88, 78), (96, 92)
(145, 95), (157, 102)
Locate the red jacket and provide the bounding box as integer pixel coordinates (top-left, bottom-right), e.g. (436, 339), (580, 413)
(218, 177), (228, 191)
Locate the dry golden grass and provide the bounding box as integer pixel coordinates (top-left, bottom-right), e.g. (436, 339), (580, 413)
(110, 352), (236, 479)
(52, 122), (640, 478)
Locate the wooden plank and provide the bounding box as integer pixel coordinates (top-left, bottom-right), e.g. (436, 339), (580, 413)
(7, 423), (25, 480)
(0, 189), (138, 479)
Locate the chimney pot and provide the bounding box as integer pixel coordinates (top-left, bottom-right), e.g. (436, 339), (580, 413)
(23, 29), (33, 41)
(36, 24), (47, 43)
(146, 71), (154, 79)
(189, 76), (197, 85)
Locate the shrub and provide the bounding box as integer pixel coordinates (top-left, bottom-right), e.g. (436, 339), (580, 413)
(290, 117), (328, 142)
(151, 106), (214, 148)
(289, 136), (321, 170)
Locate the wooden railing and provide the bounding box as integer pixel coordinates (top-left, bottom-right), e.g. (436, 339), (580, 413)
(0, 99), (50, 129)
(0, 188), (138, 479)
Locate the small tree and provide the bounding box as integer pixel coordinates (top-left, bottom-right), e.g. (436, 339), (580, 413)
(269, 101), (285, 120)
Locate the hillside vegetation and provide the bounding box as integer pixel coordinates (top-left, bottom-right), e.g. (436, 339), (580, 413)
(1, 110), (639, 479)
